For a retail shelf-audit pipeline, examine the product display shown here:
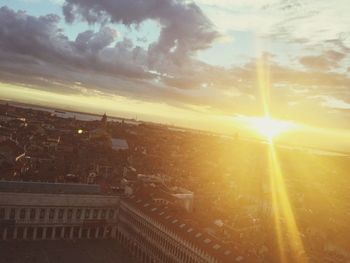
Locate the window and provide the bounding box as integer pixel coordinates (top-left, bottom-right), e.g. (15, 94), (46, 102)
(58, 209), (64, 219)
(76, 209), (82, 219)
(46, 227), (53, 237)
(30, 208), (36, 220)
(67, 209), (73, 220)
(10, 208), (16, 219)
(93, 209), (98, 219)
(49, 209), (55, 220)
(84, 209), (90, 219)
(20, 208), (26, 219)
(39, 209), (45, 219)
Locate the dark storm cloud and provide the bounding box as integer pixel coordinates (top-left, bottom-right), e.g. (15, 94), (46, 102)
(62, 0), (219, 62)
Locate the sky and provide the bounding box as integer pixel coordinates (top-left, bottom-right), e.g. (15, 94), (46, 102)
(0, 0), (349, 149)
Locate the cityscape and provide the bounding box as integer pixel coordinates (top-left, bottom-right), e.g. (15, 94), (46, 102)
(1, 102), (349, 263)
(0, 0), (350, 263)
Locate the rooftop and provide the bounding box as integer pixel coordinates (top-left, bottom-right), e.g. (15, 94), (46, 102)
(111, 138), (129, 151)
(0, 181), (101, 195)
(122, 194), (257, 263)
(0, 240), (137, 263)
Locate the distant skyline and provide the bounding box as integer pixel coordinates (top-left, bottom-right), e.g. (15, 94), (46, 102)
(0, 0), (349, 149)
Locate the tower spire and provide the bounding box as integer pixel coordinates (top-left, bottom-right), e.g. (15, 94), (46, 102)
(101, 112), (107, 129)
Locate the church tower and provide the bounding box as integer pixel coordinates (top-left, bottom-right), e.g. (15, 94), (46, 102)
(101, 113), (107, 129)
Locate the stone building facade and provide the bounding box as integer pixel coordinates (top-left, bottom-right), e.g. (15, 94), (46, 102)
(0, 182), (119, 241)
(0, 181), (247, 263)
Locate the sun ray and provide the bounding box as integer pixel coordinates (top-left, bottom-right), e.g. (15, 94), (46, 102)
(268, 144), (308, 263)
(256, 54), (309, 262)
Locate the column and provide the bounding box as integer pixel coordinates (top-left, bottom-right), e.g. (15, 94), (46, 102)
(87, 228), (91, 239)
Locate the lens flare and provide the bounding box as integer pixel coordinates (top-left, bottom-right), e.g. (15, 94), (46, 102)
(256, 54), (308, 263)
(249, 116), (295, 141)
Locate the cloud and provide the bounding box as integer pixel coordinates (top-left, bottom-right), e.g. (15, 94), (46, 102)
(1, 4), (350, 129)
(75, 27), (118, 52)
(315, 96), (350, 110)
(0, 6), (153, 81)
(196, 0), (350, 49)
(0, 7), (224, 115)
(299, 50), (346, 71)
(63, 0), (219, 63)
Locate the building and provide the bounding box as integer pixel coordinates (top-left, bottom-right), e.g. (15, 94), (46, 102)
(0, 140), (24, 168)
(0, 181), (119, 241)
(0, 180), (253, 263)
(117, 193), (249, 263)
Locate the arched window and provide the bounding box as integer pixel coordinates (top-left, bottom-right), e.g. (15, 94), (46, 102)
(39, 208), (45, 219)
(58, 209), (64, 219)
(76, 209), (82, 219)
(67, 209), (73, 220)
(20, 208), (26, 219)
(30, 208), (36, 220)
(49, 209), (55, 220)
(85, 209), (90, 219)
(93, 209), (98, 219)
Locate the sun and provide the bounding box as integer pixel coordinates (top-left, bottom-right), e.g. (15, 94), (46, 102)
(249, 116), (294, 140)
